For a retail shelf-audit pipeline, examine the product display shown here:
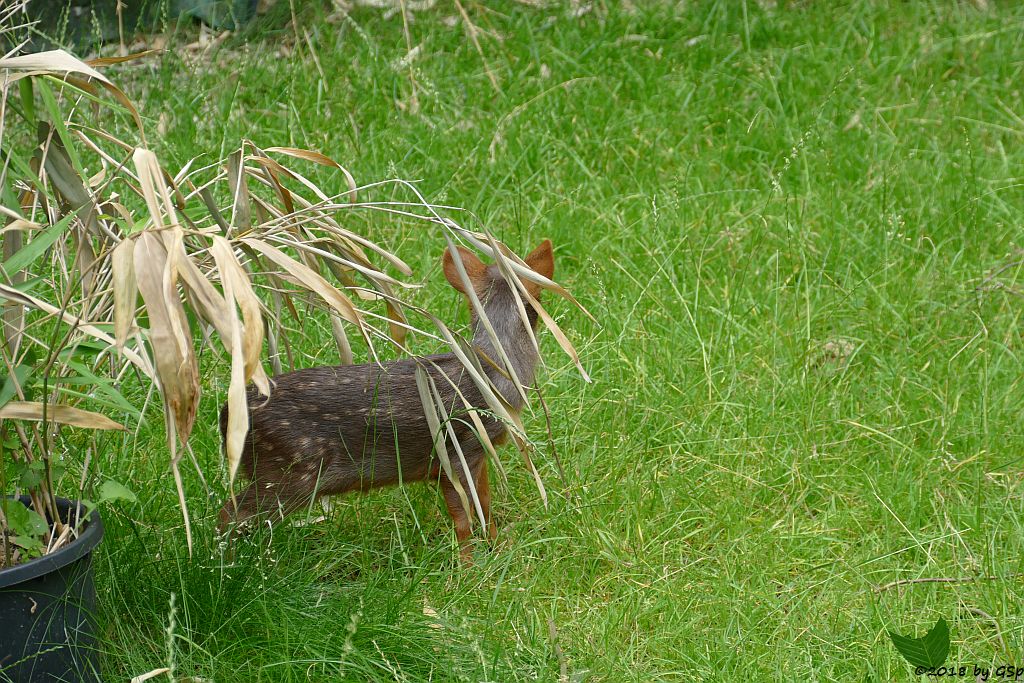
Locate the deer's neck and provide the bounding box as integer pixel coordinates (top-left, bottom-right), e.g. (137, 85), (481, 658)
(471, 310), (538, 410)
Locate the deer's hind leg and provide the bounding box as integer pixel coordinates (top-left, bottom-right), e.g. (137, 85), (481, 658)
(218, 474), (322, 537)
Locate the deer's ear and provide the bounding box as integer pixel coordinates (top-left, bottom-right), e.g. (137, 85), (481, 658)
(525, 239), (554, 282)
(443, 246), (487, 296)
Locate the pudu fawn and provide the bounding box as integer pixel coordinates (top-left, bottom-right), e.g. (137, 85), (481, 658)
(218, 240), (555, 562)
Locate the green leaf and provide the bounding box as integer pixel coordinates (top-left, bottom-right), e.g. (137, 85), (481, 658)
(0, 498), (47, 537)
(2, 211), (78, 275)
(18, 462), (45, 489)
(21, 507), (48, 536)
(1, 498), (28, 531)
(3, 458), (27, 481)
(56, 339), (108, 361)
(12, 534), (44, 555)
(9, 460), (46, 489)
(98, 479), (136, 505)
(0, 174), (23, 218)
(57, 386), (141, 422)
(0, 364), (35, 410)
(888, 618), (950, 669)
(18, 78), (35, 124)
(61, 359), (141, 419)
(1, 146), (36, 183)
(37, 80), (84, 175)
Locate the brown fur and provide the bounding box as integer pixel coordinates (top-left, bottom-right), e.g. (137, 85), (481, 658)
(218, 240), (555, 562)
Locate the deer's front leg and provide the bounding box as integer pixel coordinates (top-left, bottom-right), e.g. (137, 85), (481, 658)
(473, 458), (497, 542)
(440, 473), (474, 564)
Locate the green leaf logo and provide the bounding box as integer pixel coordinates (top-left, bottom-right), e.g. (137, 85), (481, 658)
(888, 618), (950, 669)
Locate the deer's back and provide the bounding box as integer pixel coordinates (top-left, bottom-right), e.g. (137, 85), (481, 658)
(223, 354), (503, 495)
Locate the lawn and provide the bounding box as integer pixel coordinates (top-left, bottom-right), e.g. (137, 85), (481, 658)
(72, 1), (1024, 680)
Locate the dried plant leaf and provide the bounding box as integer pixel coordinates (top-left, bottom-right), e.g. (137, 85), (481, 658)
(111, 238), (137, 347)
(227, 149), (251, 233)
(0, 49), (142, 130)
(427, 370), (486, 530)
(330, 313), (354, 365)
(177, 256), (233, 341)
(209, 237), (249, 484)
(265, 146), (358, 203)
(430, 318), (519, 429)
(462, 230), (591, 311)
(129, 668), (171, 683)
(213, 237), (269, 393)
(132, 148), (178, 229)
(519, 280), (590, 382)
(466, 409), (504, 481)
(468, 230), (591, 380)
(272, 233), (408, 289)
(245, 153), (330, 204)
(414, 365), (472, 522)
(1, 225), (24, 354)
(134, 231), (200, 445)
(0, 206), (32, 223)
(241, 237), (366, 333)
(247, 154), (294, 214)
(384, 297), (408, 347)
(296, 203), (412, 276)
(485, 232), (538, 355)
(0, 49), (111, 85)
(85, 50), (161, 67)
(0, 401), (125, 430)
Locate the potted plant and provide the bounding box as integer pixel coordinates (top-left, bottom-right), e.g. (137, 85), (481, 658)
(0, 28), (585, 678)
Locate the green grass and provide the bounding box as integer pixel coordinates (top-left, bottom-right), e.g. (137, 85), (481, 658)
(68, 1), (1024, 680)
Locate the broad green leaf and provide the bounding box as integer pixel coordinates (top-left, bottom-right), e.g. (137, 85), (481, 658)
(18, 78), (35, 124)
(12, 534), (44, 554)
(2, 211), (77, 275)
(2, 460), (30, 488)
(0, 498), (46, 537)
(0, 147), (35, 191)
(56, 385), (142, 422)
(20, 461), (45, 489)
(0, 364), (35, 409)
(63, 359), (141, 417)
(888, 618), (949, 669)
(0, 174), (23, 217)
(56, 339), (109, 361)
(98, 479), (136, 505)
(21, 506), (48, 536)
(37, 80), (84, 175)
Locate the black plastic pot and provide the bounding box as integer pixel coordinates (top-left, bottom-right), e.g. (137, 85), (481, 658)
(0, 496), (103, 683)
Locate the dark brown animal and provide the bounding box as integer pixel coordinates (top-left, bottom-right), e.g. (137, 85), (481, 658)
(218, 240), (555, 562)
